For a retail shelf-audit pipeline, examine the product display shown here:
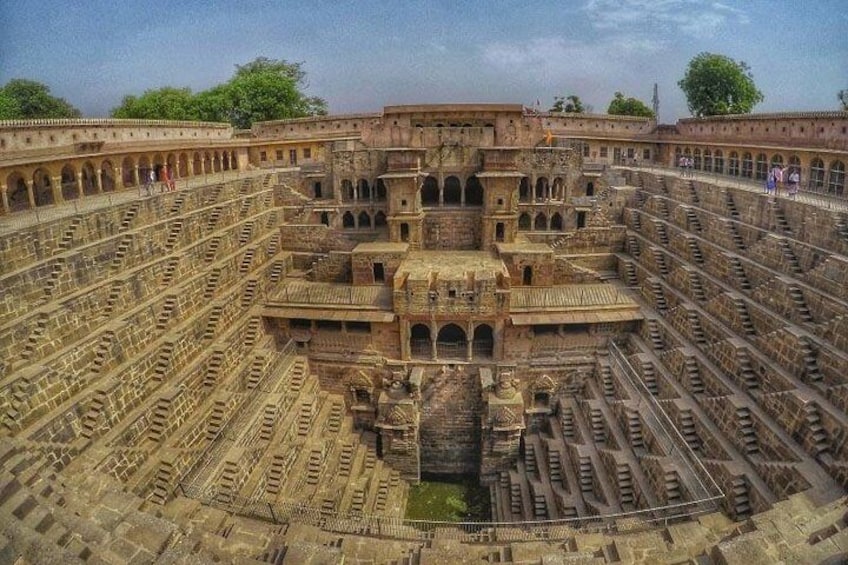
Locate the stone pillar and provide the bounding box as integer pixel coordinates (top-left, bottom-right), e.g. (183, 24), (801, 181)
(0, 185), (9, 215)
(466, 320), (474, 361)
(133, 166), (140, 188)
(460, 181), (466, 207)
(95, 169), (103, 193)
(430, 322), (438, 360)
(51, 176), (64, 204)
(25, 179), (35, 209)
(115, 167), (124, 190)
(76, 172), (85, 199)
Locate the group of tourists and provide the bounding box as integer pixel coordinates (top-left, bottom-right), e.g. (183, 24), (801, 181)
(765, 164), (801, 199)
(140, 165), (177, 197)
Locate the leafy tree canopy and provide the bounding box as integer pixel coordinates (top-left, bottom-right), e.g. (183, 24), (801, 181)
(110, 57), (327, 128)
(678, 52), (763, 117)
(607, 91), (654, 117)
(0, 79), (81, 119)
(839, 89), (848, 111)
(549, 95), (584, 113)
(111, 87), (199, 121)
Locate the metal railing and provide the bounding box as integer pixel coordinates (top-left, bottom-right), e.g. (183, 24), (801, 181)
(623, 162), (848, 212)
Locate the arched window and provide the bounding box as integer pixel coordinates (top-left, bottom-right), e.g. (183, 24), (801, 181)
(770, 154), (784, 169)
(421, 175), (439, 205)
(436, 324), (467, 359)
(6, 172), (29, 212)
(519, 177), (530, 202)
(410, 324), (431, 359)
(518, 213), (531, 230)
(192, 152), (202, 175)
(358, 179), (371, 200)
(357, 211), (371, 229)
(472, 324), (494, 358)
(535, 177), (548, 200)
(444, 176), (461, 204)
(320, 212), (330, 226)
(703, 149), (712, 171)
(534, 213), (547, 231)
(741, 153), (753, 178)
(693, 148), (702, 169)
(728, 152), (740, 176)
(465, 175), (483, 206)
(342, 211), (355, 228)
(341, 179), (354, 201)
(550, 212), (563, 231)
(374, 211), (387, 227)
(828, 161), (845, 196)
(755, 153), (768, 180)
(552, 177), (564, 200)
(586, 181), (594, 196)
(714, 150), (724, 174)
(32, 169), (54, 207)
(810, 158), (826, 190)
(523, 266), (533, 285)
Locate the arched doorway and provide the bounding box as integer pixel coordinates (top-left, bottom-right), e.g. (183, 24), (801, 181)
(436, 324), (467, 359)
(358, 179), (370, 200)
(6, 172), (29, 212)
(375, 179), (387, 200)
(465, 175), (483, 206)
(444, 176), (461, 205)
(410, 324), (432, 358)
(357, 211), (371, 229)
(122, 156), (136, 187)
(342, 211), (355, 228)
(400, 223), (410, 242)
(100, 160), (116, 192)
(472, 324), (494, 358)
(550, 213), (563, 231)
(535, 177), (548, 200)
(374, 211), (387, 228)
(495, 222), (505, 242)
(518, 213), (531, 230)
(534, 213), (547, 231)
(421, 176), (439, 206)
(519, 177), (530, 202)
(61, 164), (78, 201)
(81, 162), (97, 195)
(32, 169), (54, 207)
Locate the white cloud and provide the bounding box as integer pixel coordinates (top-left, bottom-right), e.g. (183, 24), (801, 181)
(583, 0), (747, 40)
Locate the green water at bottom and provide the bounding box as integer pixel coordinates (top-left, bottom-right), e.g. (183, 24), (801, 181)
(404, 474), (491, 522)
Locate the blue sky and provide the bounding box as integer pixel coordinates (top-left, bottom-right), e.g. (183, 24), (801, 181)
(1, 0), (846, 122)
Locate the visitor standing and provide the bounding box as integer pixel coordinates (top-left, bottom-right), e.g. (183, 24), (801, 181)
(771, 164), (784, 197)
(145, 169), (155, 197)
(788, 168), (800, 199)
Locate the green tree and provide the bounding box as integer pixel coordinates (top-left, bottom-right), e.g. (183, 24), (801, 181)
(109, 57), (327, 128)
(678, 52), (763, 117)
(111, 87), (199, 120)
(607, 91), (654, 117)
(0, 79), (81, 119)
(549, 95), (584, 113)
(839, 89), (848, 111)
(223, 57), (327, 128)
